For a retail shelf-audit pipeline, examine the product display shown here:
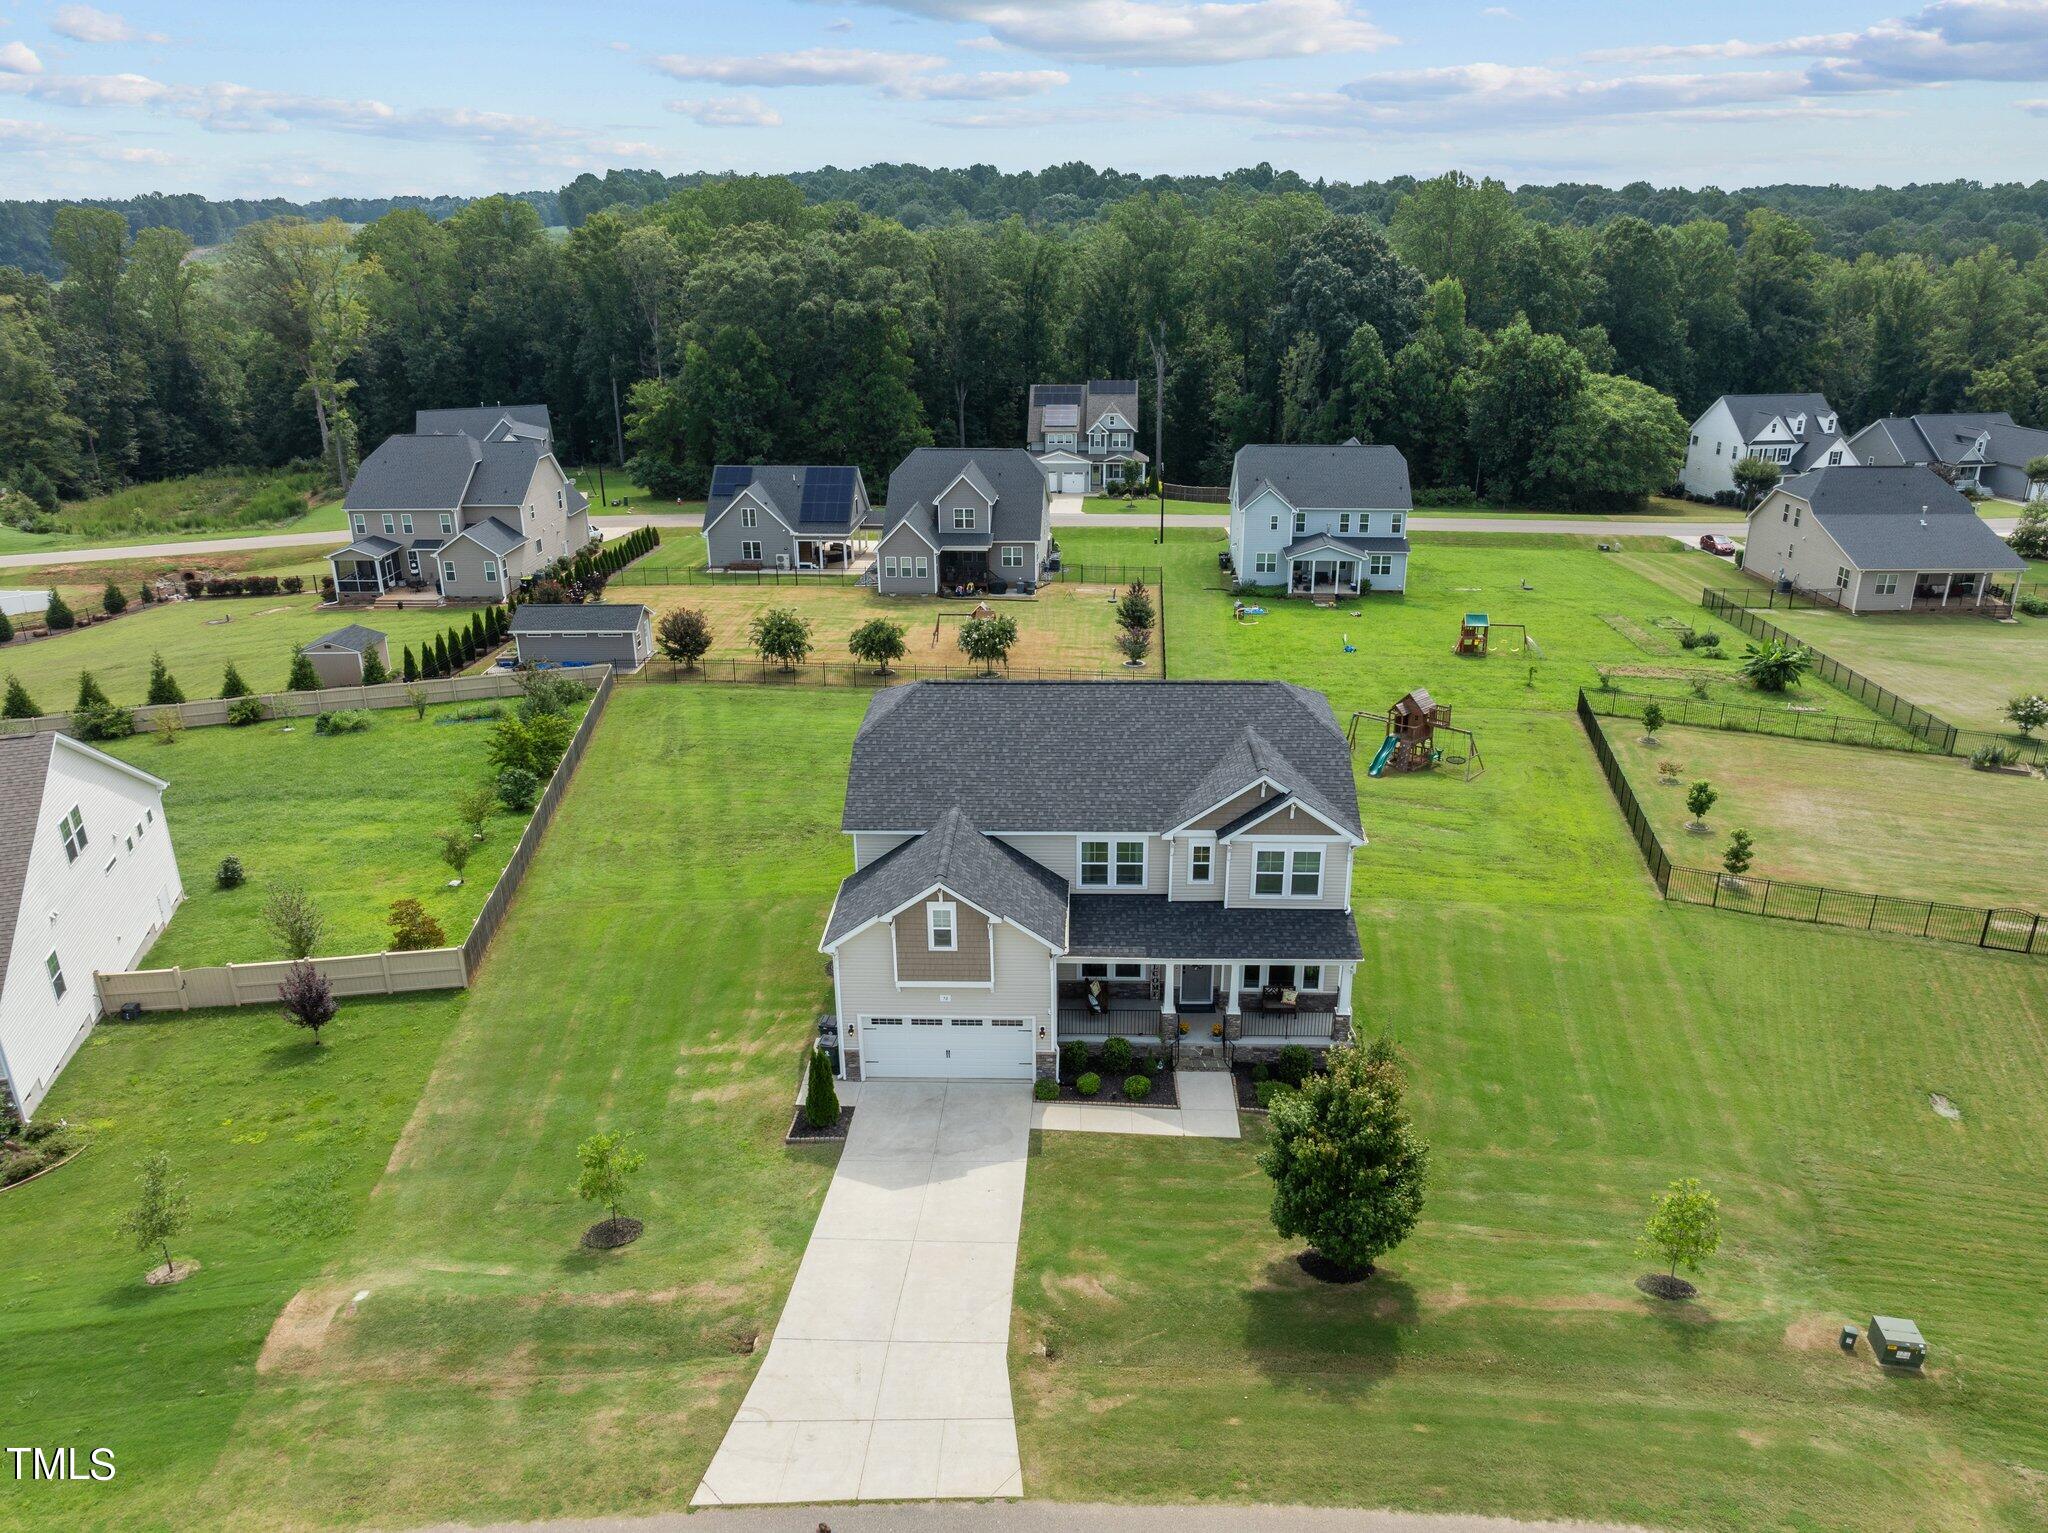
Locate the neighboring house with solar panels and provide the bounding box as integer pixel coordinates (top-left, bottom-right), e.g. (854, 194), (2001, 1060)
(0, 733), (181, 1122)
(818, 681), (1365, 1082)
(701, 464), (872, 571)
(329, 404), (594, 602)
(1680, 393), (1853, 501)
(873, 448), (1053, 596)
(1844, 413), (2048, 504)
(1229, 441), (1412, 598)
(1027, 380), (1149, 492)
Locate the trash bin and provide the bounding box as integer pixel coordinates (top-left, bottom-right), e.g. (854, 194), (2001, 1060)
(816, 1015), (840, 1076)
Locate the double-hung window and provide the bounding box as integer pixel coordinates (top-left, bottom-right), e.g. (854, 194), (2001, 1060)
(1836, 566), (1851, 591)
(484, 561), (499, 585)
(46, 951), (66, 1000)
(1001, 545), (1023, 568)
(740, 505), (756, 529)
(1079, 838), (1147, 888)
(59, 806), (86, 862)
(927, 901), (956, 952)
(883, 555), (899, 578)
(1253, 847), (1323, 898)
(741, 540), (762, 562)
(1189, 842), (1213, 884)
(1293, 511), (1307, 534)
(352, 514), (367, 536)
(381, 514), (395, 534)
(1269, 513), (1280, 531)
(1874, 572), (1899, 596)
(442, 560), (457, 584)
(1338, 513), (1351, 534)
(439, 513), (453, 535)
(913, 555), (929, 579)
(1390, 512), (1404, 535)
(400, 514), (413, 534)
(953, 506), (976, 531)
(1254, 551), (1278, 575)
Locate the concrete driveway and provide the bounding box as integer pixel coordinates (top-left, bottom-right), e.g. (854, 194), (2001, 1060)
(694, 1081), (1030, 1506)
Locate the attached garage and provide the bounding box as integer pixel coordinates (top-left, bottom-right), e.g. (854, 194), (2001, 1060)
(859, 1016), (1036, 1080)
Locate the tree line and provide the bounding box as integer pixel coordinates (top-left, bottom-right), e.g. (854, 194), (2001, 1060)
(3, 169), (2047, 520)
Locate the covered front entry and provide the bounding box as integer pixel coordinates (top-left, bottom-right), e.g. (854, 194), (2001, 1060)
(859, 1015), (1035, 1080)
(330, 539), (405, 598)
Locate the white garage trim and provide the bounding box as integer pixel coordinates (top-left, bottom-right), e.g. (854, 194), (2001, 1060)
(858, 1013), (1036, 1080)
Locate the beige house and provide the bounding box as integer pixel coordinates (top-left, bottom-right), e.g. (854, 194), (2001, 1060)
(820, 682), (1365, 1082)
(329, 405), (593, 603)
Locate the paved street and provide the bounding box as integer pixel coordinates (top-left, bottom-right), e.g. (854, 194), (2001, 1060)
(694, 1082), (1031, 1506)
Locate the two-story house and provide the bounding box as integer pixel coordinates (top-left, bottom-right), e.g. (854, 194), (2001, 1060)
(1027, 380), (1149, 492)
(819, 682), (1365, 1082)
(701, 464), (871, 571)
(1680, 393), (1854, 501)
(1845, 413), (2048, 504)
(1229, 441), (1412, 598)
(0, 733), (181, 1121)
(329, 405), (594, 603)
(873, 448), (1052, 596)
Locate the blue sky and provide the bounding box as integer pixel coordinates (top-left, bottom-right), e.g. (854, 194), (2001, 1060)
(2, 0), (2046, 200)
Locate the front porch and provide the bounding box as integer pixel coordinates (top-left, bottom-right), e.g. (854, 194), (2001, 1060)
(1055, 959), (1352, 1049)
(330, 539), (406, 599)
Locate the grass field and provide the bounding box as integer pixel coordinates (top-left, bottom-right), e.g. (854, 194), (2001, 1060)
(610, 532), (1156, 676)
(563, 463), (703, 520)
(1079, 495), (1717, 521)
(98, 698), (560, 966)
(7, 530), (2048, 1533)
(1607, 722), (2048, 911)
(0, 469), (345, 556)
(0, 594), (486, 710)
(0, 544), (333, 612)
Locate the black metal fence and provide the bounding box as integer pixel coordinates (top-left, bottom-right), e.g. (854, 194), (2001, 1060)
(1577, 691), (2043, 956)
(616, 565), (866, 587)
(1582, 688), (1935, 754)
(634, 660), (1159, 688)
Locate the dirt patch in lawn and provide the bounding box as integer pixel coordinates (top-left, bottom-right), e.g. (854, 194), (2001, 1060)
(1042, 1272), (1119, 1304)
(256, 1285), (353, 1374)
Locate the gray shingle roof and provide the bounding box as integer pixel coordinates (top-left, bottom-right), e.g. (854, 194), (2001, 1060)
(843, 681), (1362, 838)
(0, 733), (58, 987)
(336, 534), (402, 558)
(309, 624), (386, 653)
(705, 465), (871, 533)
(1067, 895), (1361, 961)
(882, 449), (1049, 546)
(415, 404), (552, 444)
(450, 517), (525, 557)
(1172, 724), (1352, 838)
(344, 434), (480, 513)
(1720, 393), (1838, 443)
(1777, 466), (2026, 571)
(823, 806), (1069, 951)
(1281, 532), (1410, 558)
(463, 440), (545, 507)
(510, 602), (649, 634)
(1233, 443), (1412, 511)
(1851, 413), (2048, 473)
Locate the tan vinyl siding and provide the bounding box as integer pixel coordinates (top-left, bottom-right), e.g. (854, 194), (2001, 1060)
(996, 833), (1076, 883)
(1187, 781), (1280, 831)
(1231, 801), (1343, 837)
(851, 832), (913, 870)
(893, 891), (993, 982)
(836, 921), (1053, 1050)
(1168, 836), (1223, 901)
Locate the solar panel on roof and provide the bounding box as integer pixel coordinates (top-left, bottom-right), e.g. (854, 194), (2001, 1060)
(1035, 384), (1084, 406)
(1088, 379), (1138, 395)
(710, 465), (755, 499)
(1042, 404), (1079, 428)
(799, 466), (857, 524)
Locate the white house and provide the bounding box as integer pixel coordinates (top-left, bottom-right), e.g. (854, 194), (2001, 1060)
(1740, 465), (2028, 614)
(1228, 441), (1412, 599)
(0, 733), (182, 1121)
(1680, 393), (1853, 501)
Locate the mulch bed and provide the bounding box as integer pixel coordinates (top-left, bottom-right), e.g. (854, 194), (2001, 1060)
(1052, 1063), (1177, 1107)
(581, 1217), (643, 1250)
(1635, 1272), (1698, 1301)
(786, 1104), (855, 1143)
(1231, 1062), (1327, 1111)
(1297, 1251), (1373, 1285)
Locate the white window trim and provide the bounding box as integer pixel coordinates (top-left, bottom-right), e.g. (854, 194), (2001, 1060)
(1000, 545), (1024, 568)
(883, 555), (899, 578)
(741, 540), (762, 562)
(46, 950), (66, 1000)
(741, 506), (757, 529)
(439, 512), (454, 534)
(1188, 840), (1214, 884)
(927, 901), (957, 952)
(1077, 835), (1148, 890)
(1369, 554), (1394, 577)
(352, 514), (367, 536)
(953, 505), (976, 530)
(1254, 551), (1278, 575)
(60, 805), (87, 862)
(441, 560), (457, 584)
(913, 555), (929, 579)
(484, 562), (499, 585)
(1249, 843), (1324, 900)
(381, 513), (395, 534)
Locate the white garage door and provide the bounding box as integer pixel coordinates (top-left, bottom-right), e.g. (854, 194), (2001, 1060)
(1060, 470), (1088, 494)
(860, 1016), (1035, 1080)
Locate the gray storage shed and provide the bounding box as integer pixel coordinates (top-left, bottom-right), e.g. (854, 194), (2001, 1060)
(510, 602), (652, 674)
(302, 624), (390, 687)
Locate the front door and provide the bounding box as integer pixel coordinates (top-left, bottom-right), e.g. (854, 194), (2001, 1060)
(1179, 965), (1215, 1009)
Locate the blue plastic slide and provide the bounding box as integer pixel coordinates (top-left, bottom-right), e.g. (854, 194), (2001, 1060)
(1368, 735), (1399, 777)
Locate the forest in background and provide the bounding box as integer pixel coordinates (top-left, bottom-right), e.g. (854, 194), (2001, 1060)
(2, 166), (2047, 522)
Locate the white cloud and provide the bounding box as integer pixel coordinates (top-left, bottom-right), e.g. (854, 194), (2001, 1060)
(0, 40), (44, 73)
(2022, 94), (2048, 110)
(1482, 6), (1518, 18)
(827, 16), (855, 30)
(848, 0), (1396, 65)
(889, 66), (1068, 98)
(668, 94), (784, 126)
(50, 4), (166, 45)
(651, 46), (947, 89)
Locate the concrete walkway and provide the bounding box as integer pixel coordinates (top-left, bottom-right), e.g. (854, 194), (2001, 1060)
(1032, 1068), (1241, 1138)
(694, 1082), (1029, 1506)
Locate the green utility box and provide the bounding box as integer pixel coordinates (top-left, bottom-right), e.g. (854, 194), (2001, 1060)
(1868, 1315), (1926, 1369)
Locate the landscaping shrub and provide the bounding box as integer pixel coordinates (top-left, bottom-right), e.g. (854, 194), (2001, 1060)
(1274, 1043), (1314, 1088)
(0, 609), (11, 643)
(75, 671), (110, 709)
(496, 766), (540, 812)
(1075, 1071), (1102, 1098)
(1123, 1073), (1152, 1101)
(1251, 1062), (1270, 1083)
(387, 897), (445, 951)
(281, 575), (304, 594)
(1102, 1035), (1134, 1074)
(215, 856), (246, 890)
(804, 1047), (841, 1129)
(2, 676), (39, 719)
(101, 581), (127, 615)
(71, 700), (133, 741)
(2017, 593), (2048, 617)
(226, 695), (266, 727)
(144, 652), (184, 706)
(43, 590), (74, 631)
(314, 709), (371, 735)
(1059, 1038), (1090, 1077)
(1970, 743), (2021, 770)
(1255, 1079), (1296, 1110)
(1033, 1078), (1058, 1101)
(219, 661), (252, 699)
(286, 645), (319, 691)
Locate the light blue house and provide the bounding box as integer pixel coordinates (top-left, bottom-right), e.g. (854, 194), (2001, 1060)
(1228, 441), (1412, 598)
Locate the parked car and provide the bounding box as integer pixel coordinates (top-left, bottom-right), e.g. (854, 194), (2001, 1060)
(1699, 534), (1737, 556)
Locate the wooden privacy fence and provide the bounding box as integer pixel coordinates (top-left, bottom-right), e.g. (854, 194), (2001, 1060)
(94, 667), (615, 1013)
(0, 669), (551, 739)
(1161, 482), (1230, 504)
(1576, 690), (2043, 957)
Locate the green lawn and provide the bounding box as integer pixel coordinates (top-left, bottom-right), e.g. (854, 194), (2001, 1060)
(0, 469), (346, 556)
(0, 594), (484, 711)
(1083, 495), (1228, 515)
(1078, 496), (1716, 522)
(99, 699), (557, 966)
(564, 463), (703, 520)
(1607, 722), (2048, 911)
(0, 544), (333, 613)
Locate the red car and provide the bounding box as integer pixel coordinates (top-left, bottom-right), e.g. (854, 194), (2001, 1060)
(1699, 533), (1737, 556)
